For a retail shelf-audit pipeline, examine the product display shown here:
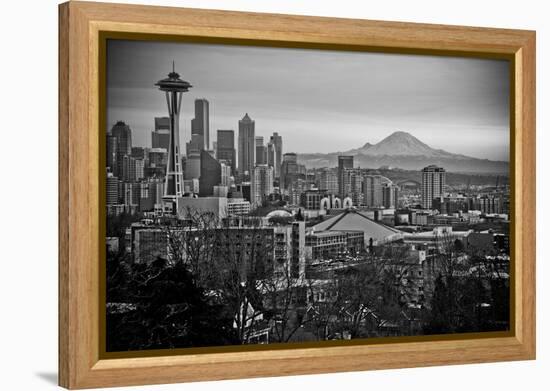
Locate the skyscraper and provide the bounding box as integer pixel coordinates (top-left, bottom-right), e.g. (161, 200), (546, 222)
(199, 150), (221, 197)
(155, 63), (192, 211)
(255, 136), (266, 165)
(421, 165), (446, 209)
(252, 164), (274, 207)
(270, 132), (283, 178)
(216, 130), (236, 174)
(106, 134), (117, 174)
(110, 121), (132, 178)
(184, 151), (201, 180)
(341, 168), (363, 206)
(238, 113), (255, 176)
(151, 117), (170, 150)
(106, 172), (119, 205)
(191, 99), (210, 151)
(266, 141), (276, 170)
(382, 183), (399, 209)
(337, 155), (354, 198)
(364, 175), (383, 207)
(318, 168), (338, 195)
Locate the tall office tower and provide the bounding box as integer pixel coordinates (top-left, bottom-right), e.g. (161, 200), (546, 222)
(191, 98), (210, 150)
(110, 121), (132, 178)
(147, 148), (168, 178)
(238, 113), (255, 176)
(122, 156), (145, 182)
(318, 168), (338, 195)
(252, 164), (274, 207)
(220, 162), (231, 187)
(270, 132), (283, 178)
(212, 142), (217, 158)
(266, 141), (276, 170)
(382, 183), (399, 209)
(280, 153), (298, 190)
(184, 151), (201, 180)
(341, 168), (364, 206)
(199, 150), (221, 197)
(106, 134), (117, 174)
(151, 117), (171, 150)
(337, 155), (354, 198)
(255, 136), (267, 165)
(363, 175), (384, 207)
(106, 172), (119, 205)
(217, 130), (236, 174)
(421, 165), (446, 209)
(131, 147), (148, 163)
(155, 63), (192, 211)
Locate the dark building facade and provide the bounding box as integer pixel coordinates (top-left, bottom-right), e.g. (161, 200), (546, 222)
(110, 121), (132, 178)
(238, 113), (255, 176)
(421, 165), (446, 209)
(337, 155), (354, 198)
(106, 134), (117, 174)
(255, 136), (267, 165)
(199, 150), (221, 197)
(191, 99), (210, 151)
(216, 129), (236, 174)
(270, 132), (283, 179)
(151, 116), (170, 150)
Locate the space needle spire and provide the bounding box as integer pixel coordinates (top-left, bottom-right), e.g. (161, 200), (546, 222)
(155, 62), (192, 214)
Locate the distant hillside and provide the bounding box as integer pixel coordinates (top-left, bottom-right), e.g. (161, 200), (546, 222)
(297, 131), (509, 174)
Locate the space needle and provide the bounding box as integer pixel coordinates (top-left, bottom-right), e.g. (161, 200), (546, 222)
(155, 62), (192, 214)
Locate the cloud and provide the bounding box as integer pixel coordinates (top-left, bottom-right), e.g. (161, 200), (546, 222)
(106, 40), (510, 161)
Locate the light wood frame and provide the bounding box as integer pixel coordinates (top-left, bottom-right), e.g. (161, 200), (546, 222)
(59, 1), (536, 389)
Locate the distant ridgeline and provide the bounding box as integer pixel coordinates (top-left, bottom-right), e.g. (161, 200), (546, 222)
(297, 131), (509, 174)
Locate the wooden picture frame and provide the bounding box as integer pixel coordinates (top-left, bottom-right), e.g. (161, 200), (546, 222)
(59, 1), (536, 389)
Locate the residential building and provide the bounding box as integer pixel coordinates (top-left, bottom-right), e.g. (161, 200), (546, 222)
(421, 165), (446, 209)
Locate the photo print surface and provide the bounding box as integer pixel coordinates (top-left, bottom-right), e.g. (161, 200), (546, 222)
(105, 39), (511, 352)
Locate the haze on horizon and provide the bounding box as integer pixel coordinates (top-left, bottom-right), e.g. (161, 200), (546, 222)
(107, 40), (510, 162)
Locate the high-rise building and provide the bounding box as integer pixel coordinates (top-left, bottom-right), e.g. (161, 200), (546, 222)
(199, 150), (221, 197)
(155, 63), (192, 212)
(184, 151), (201, 180)
(341, 168), (363, 206)
(421, 165), (446, 209)
(106, 172), (119, 205)
(266, 141), (276, 170)
(191, 99), (210, 151)
(337, 155), (354, 198)
(147, 148), (168, 178)
(270, 132), (283, 179)
(122, 156), (145, 182)
(217, 130), (236, 174)
(220, 162), (231, 187)
(238, 113), (255, 176)
(110, 121), (132, 178)
(151, 117), (170, 150)
(252, 164), (274, 207)
(131, 147), (147, 160)
(255, 136), (266, 165)
(318, 168), (338, 195)
(364, 175), (383, 207)
(280, 153), (297, 190)
(106, 134), (117, 174)
(382, 183), (399, 209)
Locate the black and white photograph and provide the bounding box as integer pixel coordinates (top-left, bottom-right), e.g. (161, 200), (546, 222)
(105, 39), (511, 352)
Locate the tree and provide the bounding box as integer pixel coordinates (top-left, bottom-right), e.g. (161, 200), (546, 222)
(106, 259), (237, 351)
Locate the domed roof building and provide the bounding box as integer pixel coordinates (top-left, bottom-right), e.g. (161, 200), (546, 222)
(266, 210), (293, 219)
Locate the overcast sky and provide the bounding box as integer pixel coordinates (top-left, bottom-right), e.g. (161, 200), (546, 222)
(107, 39), (510, 161)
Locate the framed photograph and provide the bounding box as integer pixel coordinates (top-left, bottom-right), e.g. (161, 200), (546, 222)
(59, 1), (536, 389)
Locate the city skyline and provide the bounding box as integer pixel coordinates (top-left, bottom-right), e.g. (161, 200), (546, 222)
(107, 40), (510, 161)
